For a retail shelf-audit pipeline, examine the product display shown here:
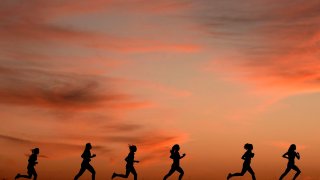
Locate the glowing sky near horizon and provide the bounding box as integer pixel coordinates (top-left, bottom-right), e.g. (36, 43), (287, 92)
(0, 0), (320, 179)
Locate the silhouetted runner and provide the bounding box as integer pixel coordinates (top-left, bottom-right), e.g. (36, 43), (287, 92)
(163, 144), (186, 180)
(74, 143), (96, 180)
(227, 143), (256, 180)
(279, 144), (301, 180)
(112, 145), (139, 180)
(15, 148), (40, 180)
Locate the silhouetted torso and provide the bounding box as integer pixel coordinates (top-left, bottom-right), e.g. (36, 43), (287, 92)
(82, 149), (92, 163)
(243, 150), (254, 165)
(287, 151), (297, 165)
(171, 152), (181, 167)
(125, 152), (135, 167)
(28, 154), (37, 167)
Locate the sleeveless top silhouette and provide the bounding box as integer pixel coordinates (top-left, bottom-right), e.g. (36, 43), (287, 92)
(171, 151), (181, 167)
(81, 149), (92, 163)
(287, 151), (297, 165)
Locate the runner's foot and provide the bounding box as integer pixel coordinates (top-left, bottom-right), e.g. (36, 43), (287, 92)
(111, 173), (116, 179)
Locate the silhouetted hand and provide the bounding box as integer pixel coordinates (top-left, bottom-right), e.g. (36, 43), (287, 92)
(135, 160), (140, 163)
(183, 153), (186, 156)
(92, 154), (96, 158)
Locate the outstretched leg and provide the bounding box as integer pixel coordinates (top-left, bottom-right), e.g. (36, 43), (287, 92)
(16, 173), (32, 179)
(279, 167), (291, 180)
(113, 167), (130, 179)
(163, 167), (176, 180)
(292, 165), (301, 180)
(247, 166), (256, 180)
(16, 174), (32, 179)
(74, 167), (86, 180)
(227, 165), (248, 179)
(176, 167), (184, 180)
(87, 164), (96, 180)
(16, 167), (36, 179)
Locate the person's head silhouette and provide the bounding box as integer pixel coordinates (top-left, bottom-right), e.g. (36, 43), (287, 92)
(171, 144), (180, 153)
(32, 148), (39, 155)
(85, 143), (92, 150)
(288, 144), (296, 152)
(129, 145), (137, 152)
(244, 143), (253, 151)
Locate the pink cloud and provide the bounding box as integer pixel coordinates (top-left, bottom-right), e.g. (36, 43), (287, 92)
(0, 21), (201, 54)
(0, 65), (141, 110)
(199, 0), (320, 99)
(124, 79), (192, 98)
(0, 0), (200, 54)
(0, 0), (190, 20)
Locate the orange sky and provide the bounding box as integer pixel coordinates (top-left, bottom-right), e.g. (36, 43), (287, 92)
(1, 0), (320, 179)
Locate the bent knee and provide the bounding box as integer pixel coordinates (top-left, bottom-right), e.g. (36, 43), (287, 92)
(124, 174), (130, 178)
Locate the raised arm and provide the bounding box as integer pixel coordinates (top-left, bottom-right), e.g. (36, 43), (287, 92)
(180, 153), (186, 159)
(282, 152), (289, 159)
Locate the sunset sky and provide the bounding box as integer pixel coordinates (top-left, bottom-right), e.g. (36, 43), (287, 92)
(1, 0), (320, 179)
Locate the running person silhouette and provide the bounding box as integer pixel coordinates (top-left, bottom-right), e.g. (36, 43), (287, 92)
(227, 143), (256, 180)
(279, 144), (301, 180)
(163, 144), (186, 180)
(15, 148), (40, 180)
(74, 143), (96, 180)
(112, 145), (139, 180)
